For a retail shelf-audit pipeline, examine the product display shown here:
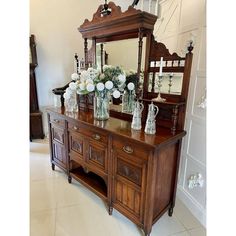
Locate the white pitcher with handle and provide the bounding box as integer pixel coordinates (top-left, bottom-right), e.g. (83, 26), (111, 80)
(131, 100), (144, 130)
(144, 102), (159, 134)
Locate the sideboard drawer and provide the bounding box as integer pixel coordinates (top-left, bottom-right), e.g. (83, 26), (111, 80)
(112, 136), (149, 161)
(50, 114), (66, 128)
(68, 122), (108, 144)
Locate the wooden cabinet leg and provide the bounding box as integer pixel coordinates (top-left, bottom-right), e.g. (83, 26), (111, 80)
(143, 229), (151, 236)
(68, 175), (72, 184)
(51, 163), (55, 171)
(108, 205), (113, 215)
(168, 207), (174, 217)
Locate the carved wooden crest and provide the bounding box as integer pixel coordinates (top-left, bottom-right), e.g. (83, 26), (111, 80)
(149, 35), (184, 61)
(81, 2), (141, 28)
(79, 2), (157, 39)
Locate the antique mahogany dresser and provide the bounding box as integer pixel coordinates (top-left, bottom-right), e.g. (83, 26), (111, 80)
(47, 2), (193, 236)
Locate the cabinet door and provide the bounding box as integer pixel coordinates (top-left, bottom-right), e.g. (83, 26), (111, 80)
(51, 125), (67, 169)
(112, 148), (147, 222)
(52, 125), (65, 145)
(69, 132), (85, 163)
(86, 141), (108, 173)
(52, 140), (67, 168)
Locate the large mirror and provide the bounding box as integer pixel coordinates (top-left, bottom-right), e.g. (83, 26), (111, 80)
(96, 38), (146, 72)
(96, 38), (146, 114)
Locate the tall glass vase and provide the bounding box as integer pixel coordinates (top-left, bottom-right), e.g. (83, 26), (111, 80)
(65, 92), (77, 112)
(122, 90), (135, 114)
(94, 91), (109, 120)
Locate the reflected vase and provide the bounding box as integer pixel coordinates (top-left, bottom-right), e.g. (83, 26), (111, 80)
(94, 91), (109, 120)
(65, 93), (77, 112)
(122, 90), (135, 114)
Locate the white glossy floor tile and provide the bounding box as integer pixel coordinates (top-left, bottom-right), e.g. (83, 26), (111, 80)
(55, 205), (122, 236)
(112, 210), (142, 236)
(30, 209), (56, 236)
(151, 213), (186, 236)
(171, 231), (190, 236)
(188, 227), (206, 236)
(174, 198), (203, 230)
(30, 153), (57, 181)
(30, 179), (57, 212)
(55, 176), (105, 208)
(30, 141), (50, 154)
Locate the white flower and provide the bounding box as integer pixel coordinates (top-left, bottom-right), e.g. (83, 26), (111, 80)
(99, 73), (105, 80)
(96, 82), (105, 91)
(71, 73), (79, 80)
(86, 79), (93, 85)
(86, 83), (95, 92)
(126, 69), (136, 76)
(113, 90), (121, 99)
(87, 67), (94, 73)
(118, 74), (126, 84)
(103, 65), (112, 71)
(105, 81), (113, 90)
(80, 71), (90, 82)
(69, 82), (77, 90)
(87, 67), (98, 80)
(79, 82), (86, 91)
(127, 82), (135, 91)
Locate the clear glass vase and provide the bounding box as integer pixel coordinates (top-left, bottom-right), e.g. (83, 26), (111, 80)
(122, 90), (135, 114)
(94, 91), (109, 120)
(65, 93), (77, 112)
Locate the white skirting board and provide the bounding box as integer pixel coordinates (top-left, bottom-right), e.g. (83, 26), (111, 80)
(177, 185), (206, 227)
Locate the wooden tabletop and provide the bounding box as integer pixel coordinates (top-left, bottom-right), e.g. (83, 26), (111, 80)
(47, 107), (186, 149)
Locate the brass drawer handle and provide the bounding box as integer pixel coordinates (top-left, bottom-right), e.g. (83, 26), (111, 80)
(53, 119), (59, 123)
(123, 146), (133, 154)
(92, 134), (101, 140)
(73, 126), (78, 130)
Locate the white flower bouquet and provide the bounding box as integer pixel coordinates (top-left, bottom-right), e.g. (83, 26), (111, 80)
(64, 65), (126, 99)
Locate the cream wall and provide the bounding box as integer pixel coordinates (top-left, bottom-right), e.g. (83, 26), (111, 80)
(30, 0), (104, 133)
(104, 38), (146, 71)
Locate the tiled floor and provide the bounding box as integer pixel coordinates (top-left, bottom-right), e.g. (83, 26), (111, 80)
(30, 139), (206, 236)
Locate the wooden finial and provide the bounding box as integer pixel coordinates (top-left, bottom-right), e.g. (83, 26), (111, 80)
(74, 53), (79, 73)
(188, 41), (194, 53)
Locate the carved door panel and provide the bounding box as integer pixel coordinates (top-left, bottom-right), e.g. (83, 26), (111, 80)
(112, 149), (147, 222)
(114, 179), (142, 220)
(86, 141), (108, 173)
(52, 126), (65, 144)
(52, 141), (67, 168)
(69, 132), (85, 163)
(50, 124), (67, 169)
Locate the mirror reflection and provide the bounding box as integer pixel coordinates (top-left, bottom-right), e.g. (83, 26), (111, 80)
(148, 73), (183, 95)
(96, 38), (146, 72)
(96, 38), (146, 114)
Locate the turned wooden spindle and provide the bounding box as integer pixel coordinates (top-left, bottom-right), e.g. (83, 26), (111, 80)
(137, 28), (144, 79)
(84, 38), (88, 69)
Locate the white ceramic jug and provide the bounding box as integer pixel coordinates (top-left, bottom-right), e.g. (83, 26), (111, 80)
(131, 100), (144, 130)
(144, 102), (159, 134)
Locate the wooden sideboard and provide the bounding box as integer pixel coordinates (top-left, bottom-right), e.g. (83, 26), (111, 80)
(47, 107), (186, 236)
